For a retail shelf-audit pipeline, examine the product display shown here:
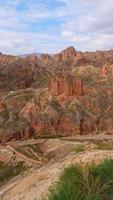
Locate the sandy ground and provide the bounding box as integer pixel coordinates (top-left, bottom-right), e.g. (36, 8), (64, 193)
(1, 147), (113, 200)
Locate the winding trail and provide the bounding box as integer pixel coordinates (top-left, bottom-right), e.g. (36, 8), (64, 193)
(6, 145), (42, 165)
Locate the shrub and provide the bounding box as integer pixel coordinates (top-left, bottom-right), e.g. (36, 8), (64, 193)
(91, 159), (113, 197)
(74, 144), (85, 153)
(0, 161), (26, 184)
(45, 159), (113, 200)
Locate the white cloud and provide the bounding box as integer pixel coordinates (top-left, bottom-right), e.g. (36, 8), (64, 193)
(0, 0), (66, 30)
(0, 0), (68, 54)
(0, 0), (113, 54)
(61, 31), (89, 43)
(61, 30), (113, 51)
(0, 29), (66, 55)
(60, 0), (113, 50)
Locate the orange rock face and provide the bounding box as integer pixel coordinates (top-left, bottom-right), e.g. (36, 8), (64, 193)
(1, 46), (113, 142)
(49, 73), (83, 97)
(101, 64), (113, 77)
(54, 46), (76, 62)
(33, 117), (80, 137)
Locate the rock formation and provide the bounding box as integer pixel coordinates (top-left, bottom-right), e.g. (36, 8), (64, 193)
(48, 73), (83, 96)
(0, 47), (113, 142)
(53, 46), (77, 62)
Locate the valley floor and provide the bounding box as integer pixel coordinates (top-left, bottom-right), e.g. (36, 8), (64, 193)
(0, 134), (113, 200)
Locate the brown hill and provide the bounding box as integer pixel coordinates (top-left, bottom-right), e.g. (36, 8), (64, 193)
(0, 47), (113, 142)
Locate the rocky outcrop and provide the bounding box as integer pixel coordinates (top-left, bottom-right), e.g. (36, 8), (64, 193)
(48, 73), (83, 96)
(38, 54), (52, 64)
(53, 46), (76, 62)
(0, 47), (113, 92)
(101, 64), (113, 77)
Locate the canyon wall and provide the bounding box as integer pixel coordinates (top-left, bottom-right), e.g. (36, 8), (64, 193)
(48, 74), (83, 96)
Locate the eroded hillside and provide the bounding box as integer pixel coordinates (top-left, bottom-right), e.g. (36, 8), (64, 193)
(0, 47), (113, 142)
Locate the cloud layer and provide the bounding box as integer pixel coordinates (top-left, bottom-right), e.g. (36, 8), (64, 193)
(0, 0), (113, 55)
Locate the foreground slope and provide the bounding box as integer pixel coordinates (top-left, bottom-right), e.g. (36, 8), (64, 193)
(1, 137), (113, 200)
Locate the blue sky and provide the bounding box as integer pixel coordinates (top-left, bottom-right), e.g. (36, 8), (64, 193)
(0, 0), (113, 55)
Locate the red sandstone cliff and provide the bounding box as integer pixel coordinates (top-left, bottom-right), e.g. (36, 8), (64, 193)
(48, 73), (83, 96)
(53, 46), (77, 62)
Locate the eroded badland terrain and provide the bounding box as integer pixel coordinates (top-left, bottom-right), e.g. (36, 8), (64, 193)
(1, 47), (113, 199)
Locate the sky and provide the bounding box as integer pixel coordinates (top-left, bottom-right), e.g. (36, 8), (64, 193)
(0, 0), (113, 55)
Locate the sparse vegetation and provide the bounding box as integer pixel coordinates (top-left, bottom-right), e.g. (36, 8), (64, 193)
(74, 144), (85, 153)
(95, 141), (113, 150)
(45, 159), (113, 200)
(34, 134), (63, 139)
(0, 110), (9, 120)
(49, 98), (62, 113)
(0, 161), (26, 185)
(15, 144), (47, 162)
(15, 146), (40, 161)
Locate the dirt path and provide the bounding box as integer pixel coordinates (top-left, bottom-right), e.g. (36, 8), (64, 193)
(1, 149), (113, 200)
(7, 139), (45, 147)
(62, 134), (113, 142)
(6, 145), (42, 165)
